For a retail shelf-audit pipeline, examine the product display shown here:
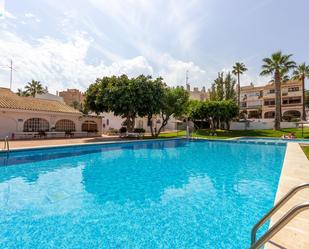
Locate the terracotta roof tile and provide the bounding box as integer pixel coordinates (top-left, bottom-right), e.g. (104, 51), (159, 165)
(0, 88), (81, 114)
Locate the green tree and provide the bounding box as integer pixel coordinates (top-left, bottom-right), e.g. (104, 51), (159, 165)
(84, 76), (113, 114)
(153, 86), (189, 137)
(292, 63), (309, 120)
(209, 72), (236, 101)
(224, 72), (237, 101)
(188, 100), (238, 131)
(260, 51), (296, 130)
(84, 75), (170, 134)
(232, 62), (247, 108)
(24, 80), (46, 97)
(133, 76), (166, 137)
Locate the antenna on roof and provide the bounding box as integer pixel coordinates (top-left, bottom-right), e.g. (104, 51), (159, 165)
(8, 60), (16, 90)
(0, 59), (17, 90)
(186, 70), (189, 85)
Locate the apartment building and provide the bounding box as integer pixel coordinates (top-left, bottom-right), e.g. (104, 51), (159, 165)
(58, 89), (84, 107)
(186, 84), (208, 101)
(240, 80), (303, 120)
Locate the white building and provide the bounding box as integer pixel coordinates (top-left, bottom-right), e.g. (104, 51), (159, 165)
(0, 88), (102, 139)
(101, 112), (177, 134)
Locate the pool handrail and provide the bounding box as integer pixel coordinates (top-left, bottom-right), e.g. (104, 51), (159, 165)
(3, 136), (10, 152)
(250, 202), (309, 249)
(251, 183), (309, 245)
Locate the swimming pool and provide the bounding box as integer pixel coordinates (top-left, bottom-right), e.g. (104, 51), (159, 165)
(0, 139), (286, 248)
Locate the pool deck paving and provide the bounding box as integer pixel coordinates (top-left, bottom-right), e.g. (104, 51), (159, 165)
(1, 135), (124, 149)
(266, 142), (309, 249)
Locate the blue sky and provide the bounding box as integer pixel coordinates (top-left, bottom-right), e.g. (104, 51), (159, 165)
(0, 0), (308, 93)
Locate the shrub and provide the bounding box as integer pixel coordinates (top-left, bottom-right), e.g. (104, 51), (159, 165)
(107, 128), (119, 135)
(133, 128), (145, 133)
(291, 117), (300, 122)
(119, 127), (127, 133)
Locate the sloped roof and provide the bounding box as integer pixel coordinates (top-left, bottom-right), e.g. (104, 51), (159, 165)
(0, 88), (81, 114)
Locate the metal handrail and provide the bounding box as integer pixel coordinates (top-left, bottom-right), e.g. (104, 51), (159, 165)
(251, 183), (309, 244)
(250, 202), (309, 249)
(3, 136), (9, 152)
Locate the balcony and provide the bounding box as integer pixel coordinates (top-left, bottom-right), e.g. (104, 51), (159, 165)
(246, 105), (262, 109)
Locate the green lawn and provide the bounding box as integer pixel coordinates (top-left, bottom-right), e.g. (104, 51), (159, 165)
(159, 127), (309, 140)
(302, 146), (309, 160)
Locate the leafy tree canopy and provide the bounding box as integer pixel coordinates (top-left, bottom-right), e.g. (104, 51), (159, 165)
(208, 72), (236, 101)
(84, 75), (187, 135)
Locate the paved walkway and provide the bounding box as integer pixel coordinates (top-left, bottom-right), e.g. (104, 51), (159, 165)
(2, 136), (123, 149)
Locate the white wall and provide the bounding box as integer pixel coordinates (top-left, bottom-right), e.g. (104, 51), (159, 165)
(230, 121), (297, 130)
(101, 112), (177, 133)
(0, 109), (102, 139)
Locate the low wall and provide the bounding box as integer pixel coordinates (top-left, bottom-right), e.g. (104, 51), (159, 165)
(230, 121), (297, 130)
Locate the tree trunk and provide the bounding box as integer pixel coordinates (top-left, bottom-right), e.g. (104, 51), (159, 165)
(126, 116), (136, 132)
(274, 70), (281, 130)
(237, 73), (240, 110)
(225, 120), (230, 130)
(157, 115), (169, 137)
(302, 75), (306, 120)
(148, 116), (155, 137)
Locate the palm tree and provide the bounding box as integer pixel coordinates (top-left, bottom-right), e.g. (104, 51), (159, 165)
(260, 51), (296, 130)
(292, 63), (309, 120)
(232, 62), (247, 109)
(16, 88), (30, 97)
(269, 68), (290, 83)
(24, 80), (46, 97)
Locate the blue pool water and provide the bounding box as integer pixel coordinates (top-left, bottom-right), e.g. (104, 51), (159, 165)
(0, 139), (286, 248)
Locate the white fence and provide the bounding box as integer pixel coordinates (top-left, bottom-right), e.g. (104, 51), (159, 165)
(230, 121), (297, 130)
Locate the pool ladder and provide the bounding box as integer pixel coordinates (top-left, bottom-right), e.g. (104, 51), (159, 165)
(3, 136), (10, 152)
(250, 183), (309, 249)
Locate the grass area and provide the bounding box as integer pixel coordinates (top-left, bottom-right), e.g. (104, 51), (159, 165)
(159, 127), (309, 140)
(301, 146), (309, 160)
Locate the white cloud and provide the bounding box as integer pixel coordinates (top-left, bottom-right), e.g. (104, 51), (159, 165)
(0, 0), (211, 93)
(0, 31), (156, 92)
(24, 12), (40, 22)
(25, 13), (35, 18)
(1, 10), (16, 19)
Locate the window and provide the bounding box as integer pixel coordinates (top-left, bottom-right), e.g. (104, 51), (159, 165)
(24, 118), (49, 132)
(268, 89), (275, 94)
(264, 111), (275, 119)
(288, 87), (300, 92)
(282, 110), (301, 121)
(240, 102), (247, 108)
(264, 99), (275, 106)
(82, 121), (98, 132)
(282, 97), (301, 105)
(106, 119), (109, 126)
(55, 119), (75, 131)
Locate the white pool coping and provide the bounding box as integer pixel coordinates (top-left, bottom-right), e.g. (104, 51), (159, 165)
(265, 142), (309, 249)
